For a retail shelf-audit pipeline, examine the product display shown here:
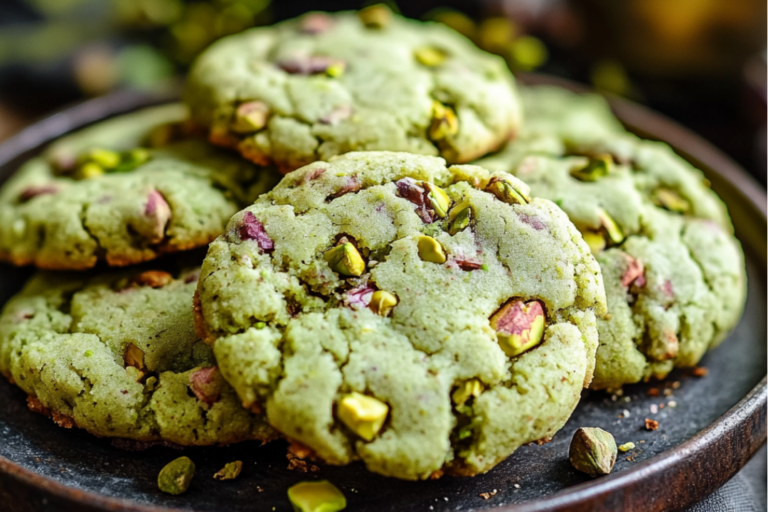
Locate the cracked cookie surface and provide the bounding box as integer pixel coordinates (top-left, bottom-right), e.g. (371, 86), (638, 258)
(0, 260), (274, 445)
(0, 104), (280, 270)
(475, 86), (747, 391)
(195, 151), (606, 479)
(184, 9), (521, 173)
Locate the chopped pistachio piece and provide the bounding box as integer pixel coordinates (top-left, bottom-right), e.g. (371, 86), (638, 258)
(369, 290), (398, 317)
(414, 46), (447, 67)
(569, 427), (617, 478)
(325, 61), (346, 77)
(489, 299), (546, 357)
(452, 378), (484, 406)
(570, 154), (612, 182)
(83, 148), (121, 169)
(77, 162), (105, 179)
(158, 456), (195, 495)
(654, 188), (690, 214)
(288, 480), (347, 512)
(581, 231), (606, 254)
(485, 177), (529, 205)
(358, 4), (391, 28)
(428, 101), (458, 141)
(116, 148), (151, 172)
(324, 241), (365, 276)
(416, 235), (447, 263)
(213, 461), (243, 481)
(448, 201), (472, 235)
(423, 182), (451, 218)
(598, 209), (624, 245)
(337, 392), (388, 441)
(618, 442), (635, 452)
(232, 101), (269, 133)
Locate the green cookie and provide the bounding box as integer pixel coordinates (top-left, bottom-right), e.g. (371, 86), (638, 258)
(0, 104), (280, 270)
(184, 7), (521, 173)
(0, 260), (274, 446)
(195, 151), (606, 479)
(475, 86), (747, 391)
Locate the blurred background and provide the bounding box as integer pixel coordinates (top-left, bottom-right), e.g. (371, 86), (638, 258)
(0, 0), (765, 185)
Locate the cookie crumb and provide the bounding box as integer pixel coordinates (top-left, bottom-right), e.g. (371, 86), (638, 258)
(647, 388), (660, 397)
(692, 367), (709, 377)
(644, 418), (659, 431)
(668, 400), (677, 408)
(650, 404), (658, 414)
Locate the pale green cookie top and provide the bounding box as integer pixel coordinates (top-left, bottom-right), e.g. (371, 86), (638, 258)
(0, 262), (274, 446)
(184, 9), (521, 173)
(0, 104), (280, 270)
(475, 86), (746, 391)
(196, 152), (606, 479)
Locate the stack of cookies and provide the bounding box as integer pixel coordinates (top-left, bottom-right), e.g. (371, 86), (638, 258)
(0, 4), (746, 490)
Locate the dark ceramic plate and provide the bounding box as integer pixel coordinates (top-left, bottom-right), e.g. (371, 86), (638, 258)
(0, 76), (764, 512)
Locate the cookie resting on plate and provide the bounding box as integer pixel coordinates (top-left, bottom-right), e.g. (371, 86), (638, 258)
(0, 104), (280, 270)
(194, 151), (606, 480)
(184, 7), (521, 173)
(475, 86), (747, 391)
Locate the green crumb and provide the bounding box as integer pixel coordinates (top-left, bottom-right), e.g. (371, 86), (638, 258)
(618, 442), (635, 452)
(480, 264), (489, 272)
(158, 456), (195, 495)
(213, 461), (243, 481)
(255, 322), (266, 329)
(288, 480), (347, 512)
(84, 350), (93, 357)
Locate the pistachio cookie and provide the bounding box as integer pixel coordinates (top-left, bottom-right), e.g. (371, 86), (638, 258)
(195, 152), (606, 479)
(0, 261), (275, 446)
(184, 7), (521, 173)
(0, 104), (280, 270)
(476, 86), (746, 391)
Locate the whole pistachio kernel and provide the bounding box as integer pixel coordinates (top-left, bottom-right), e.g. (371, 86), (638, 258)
(570, 154), (612, 182)
(428, 101), (459, 141)
(158, 456), (195, 495)
(369, 290), (398, 317)
(598, 209), (624, 245)
(416, 235), (447, 264)
(358, 3), (391, 28)
(337, 392), (389, 441)
(448, 200), (472, 235)
(581, 231), (606, 254)
(232, 101), (269, 133)
(653, 188), (690, 214)
(288, 480), (347, 512)
(414, 46), (448, 67)
(324, 240), (365, 276)
(489, 299), (546, 357)
(569, 427), (617, 478)
(452, 378), (484, 406)
(423, 182), (452, 218)
(485, 176), (529, 205)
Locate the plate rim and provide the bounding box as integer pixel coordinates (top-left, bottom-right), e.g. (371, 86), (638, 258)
(0, 74), (764, 512)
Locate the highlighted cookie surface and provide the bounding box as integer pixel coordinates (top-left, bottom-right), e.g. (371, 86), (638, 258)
(195, 152), (606, 479)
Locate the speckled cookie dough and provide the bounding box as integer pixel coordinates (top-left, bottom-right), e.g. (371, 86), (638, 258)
(475, 86), (747, 391)
(0, 104), (280, 270)
(184, 7), (521, 173)
(195, 152), (606, 480)
(0, 262), (275, 446)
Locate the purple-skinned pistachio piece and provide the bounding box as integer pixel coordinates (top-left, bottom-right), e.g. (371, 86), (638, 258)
(238, 211), (274, 252)
(19, 185), (59, 202)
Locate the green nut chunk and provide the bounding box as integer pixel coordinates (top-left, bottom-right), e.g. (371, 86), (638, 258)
(452, 378), (484, 406)
(83, 148), (121, 169)
(654, 188), (690, 214)
(119, 148), (151, 171)
(569, 427), (617, 478)
(598, 209), (624, 245)
(213, 461), (243, 481)
(618, 442), (635, 452)
(158, 456), (195, 495)
(416, 235), (447, 264)
(414, 46), (448, 67)
(489, 299), (546, 357)
(337, 392), (389, 441)
(287, 480), (347, 512)
(76, 162), (105, 180)
(570, 154), (612, 182)
(369, 290), (398, 317)
(324, 240), (365, 277)
(326, 61), (346, 77)
(423, 182), (452, 218)
(358, 4), (391, 28)
(428, 101), (458, 141)
(448, 201), (472, 235)
(485, 177), (529, 205)
(581, 231), (606, 255)
(232, 101), (269, 133)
